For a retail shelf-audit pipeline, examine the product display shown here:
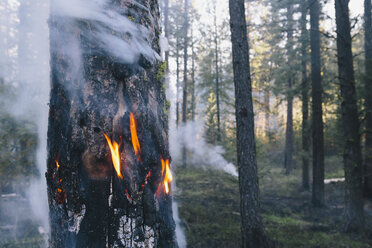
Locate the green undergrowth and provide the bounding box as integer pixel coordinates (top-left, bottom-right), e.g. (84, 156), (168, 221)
(175, 165), (372, 248)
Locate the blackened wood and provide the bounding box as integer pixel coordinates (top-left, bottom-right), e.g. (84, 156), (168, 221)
(335, 0), (364, 232)
(229, 0), (271, 247)
(47, 0), (177, 247)
(310, 0), (325, 206)
(364, 0), (372, 199)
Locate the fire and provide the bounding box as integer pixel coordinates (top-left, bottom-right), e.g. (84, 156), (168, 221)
(56, 160), (60, 171)
(130, 113), (141, 161)
(160, 158), (173, 195)
(104, 133), (123, 179)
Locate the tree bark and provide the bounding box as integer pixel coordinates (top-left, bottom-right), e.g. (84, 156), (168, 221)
(310, 0), (325, 206)
(284, 4), (294, 175)
(335, 0), (364, 232)
(301, 2), (310, 191)
(164, 0), (169, 73)
(181, 0), (188, 167)
(229, 0), (271, 247)
(47, 1), (177, 247)
(214, 0), (221, 143)
(191, 24), (196, 122)
(176, 36), (180, 128)
(364, 0), (372, 199)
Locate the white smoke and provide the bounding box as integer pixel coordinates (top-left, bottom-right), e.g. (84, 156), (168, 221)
(170, 121), (238, 177)
(52, 0), (160, 65)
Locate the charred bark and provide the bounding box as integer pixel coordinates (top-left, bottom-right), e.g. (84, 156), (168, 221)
(364, 0), (372, 199)
(335, 0), (364, 232)
(310, 0), (325, 206)
(229, 0), (271, 247)
(301, 2), (310, 191)
(284, 4), (294, 175)
(47, 1), (177, 247)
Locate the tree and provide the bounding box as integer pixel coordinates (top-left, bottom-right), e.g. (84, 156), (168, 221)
(47, 0), (177, 246)
(284, 2), (294, 175)
(335, 0), (364, 231)
(310, 0), (325, 206)
(364, 0), (372, 198)
(182, 0), (189, 167)
(229, 0), (271, 247)
(213, 0), (222, 142)
(301, 1), (310, 190)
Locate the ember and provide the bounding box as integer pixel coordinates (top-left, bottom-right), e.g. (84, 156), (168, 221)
(104, 133), (123, 179)
(130, 112), (141, 162)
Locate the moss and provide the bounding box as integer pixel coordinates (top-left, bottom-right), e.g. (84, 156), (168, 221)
(176, 166), (372, 248)
(128, 16), (135, 22)
(156, 61), (167, 81)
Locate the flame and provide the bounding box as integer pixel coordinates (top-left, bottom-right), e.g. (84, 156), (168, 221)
(130, 113), (141, 161)
(160, 158), (173, 195)
(104, 133), (123, 179)
(56, 160), (60, 171)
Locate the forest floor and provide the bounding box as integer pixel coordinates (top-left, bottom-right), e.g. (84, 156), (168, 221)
(175, 155), (372, 248)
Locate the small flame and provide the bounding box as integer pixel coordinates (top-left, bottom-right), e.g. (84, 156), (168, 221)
(104, 133), (123, 179)
(130, 113), (141, 161)
(56, 160), (60, 171)
(160, 158), (173, 195)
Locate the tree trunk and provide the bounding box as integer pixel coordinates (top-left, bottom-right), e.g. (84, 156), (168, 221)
(301, 2), (310, 191)
(229, 0), (271, 247)
(191, 24), (196, 122)
(264, 86), (270, 140)
(364, 0), (372, 199)
(181, 0), (188, 167)
(310, 0), (325, 206)
(284, 4), (294, 175)
(335, 0), (364, 232)
(164, 0), (169, 73)
(47, 1), (177, 247)
(176, 36), (180, 127)
(214, 1), (221, 143)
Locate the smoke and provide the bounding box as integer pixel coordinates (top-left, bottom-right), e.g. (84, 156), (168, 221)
(51, 0), (160, 67)
(170, 121), (238, 177)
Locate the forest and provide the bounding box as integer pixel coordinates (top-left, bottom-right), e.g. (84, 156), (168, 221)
(0, 0), (371, 247)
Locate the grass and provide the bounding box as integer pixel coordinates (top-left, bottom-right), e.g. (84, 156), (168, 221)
(175, 158), (372, 248)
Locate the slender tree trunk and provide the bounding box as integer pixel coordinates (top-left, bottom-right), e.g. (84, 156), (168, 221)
(176, 37), (180, 127)
(229, 0), (271, 247)
(301, 2), (310, 191)
(364, 0), (372, 199)
(164, 0), (169, 73)
(182, 0), (189, 167)
(335, 0), (364, 232)
(284, 4), (294, 175)
(47, 1), (177, 247)
(264, 86), (270, 140)
(191, 24), (196, 122)
(310, 0), (325, 205)
(214, 1), (221, 142)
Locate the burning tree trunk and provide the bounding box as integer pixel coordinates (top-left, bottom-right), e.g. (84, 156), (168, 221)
(46, 0), (177, 247)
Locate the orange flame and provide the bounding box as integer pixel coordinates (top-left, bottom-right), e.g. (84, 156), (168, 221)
(56, 161), (60, 171)
(161, 158), (173, 194)
(104, 133), (123, 179)
(130, 113), (141, 161)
